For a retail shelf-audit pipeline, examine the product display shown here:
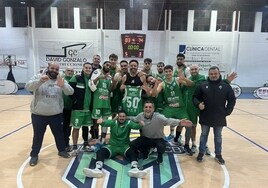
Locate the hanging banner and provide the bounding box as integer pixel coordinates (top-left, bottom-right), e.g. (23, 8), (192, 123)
(178, 44), (228, 77)
(38, 41), (94, 73)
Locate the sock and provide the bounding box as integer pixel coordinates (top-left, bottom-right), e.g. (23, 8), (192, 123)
(131, 161), (138, 169)
(174, 131), (181, 142)
(96, 161), (103, 170)
(192, 141), (196, 146)
(170, 127), (175, 136)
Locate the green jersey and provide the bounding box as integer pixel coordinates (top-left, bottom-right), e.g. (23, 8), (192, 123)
(163, 78), (185, 107)
(93, 78), (111, 109)
(100, 119), (142, 146)
(122, 86), (143, 116)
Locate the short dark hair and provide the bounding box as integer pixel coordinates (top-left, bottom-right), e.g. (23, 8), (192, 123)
(144, 58), (152, 63)
(129, 59), (139, 66)
(177, 53), (185, 59)
(120, 60), (128, 65)
(103, 61), (110, 66)
(118, 110), (127, 115)
(164, 65), (173, 71)
(157, 62), (165, 66)
(144, 100), (155, 108)
(209, 66), (220, 72)
(109, 53), (118, 60)
(83, 62), (91, 67)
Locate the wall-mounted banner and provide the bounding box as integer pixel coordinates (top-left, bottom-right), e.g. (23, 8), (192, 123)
(230, 84), (242, 98)
(178, 44), (228, 77)
(38, 41), (94, 73)
(253, 87), (268, 99)
(121, 34), (146, 58)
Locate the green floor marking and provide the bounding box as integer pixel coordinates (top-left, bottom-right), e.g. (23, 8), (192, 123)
(74, 153), (95, 183)
(160, 154), (172, 184)
(105, 159), (131, 188)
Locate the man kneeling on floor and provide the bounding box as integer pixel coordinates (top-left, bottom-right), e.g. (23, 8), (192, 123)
(83, 110), (147, 178)
(129, 100), (193, 164)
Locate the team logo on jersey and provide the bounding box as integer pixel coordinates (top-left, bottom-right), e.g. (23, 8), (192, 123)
(63, 143), (185, 188)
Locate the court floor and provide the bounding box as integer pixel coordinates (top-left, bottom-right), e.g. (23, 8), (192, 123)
(0, 95), (267, 188)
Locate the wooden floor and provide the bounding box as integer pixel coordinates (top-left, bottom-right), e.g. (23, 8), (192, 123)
(0, 95), (268, 188)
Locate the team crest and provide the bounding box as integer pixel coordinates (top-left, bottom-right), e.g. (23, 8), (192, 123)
(63, 143), (185, 188)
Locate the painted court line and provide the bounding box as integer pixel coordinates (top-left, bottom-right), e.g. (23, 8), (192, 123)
(227, 126), (268, 152)
(0, 123), (31, 140)
(17, 143), (56, 188)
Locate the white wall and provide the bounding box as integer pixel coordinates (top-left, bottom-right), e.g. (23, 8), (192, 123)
(0, 7), (267, 87)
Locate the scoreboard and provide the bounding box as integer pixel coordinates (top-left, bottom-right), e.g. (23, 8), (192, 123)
(121, 34), (146, 58)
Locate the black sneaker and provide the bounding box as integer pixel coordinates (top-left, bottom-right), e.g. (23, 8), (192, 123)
(184, 145), (193, 156)
(197, 153), (204, 162)
(215, 154), (225, 165)
(29, 156), (38, 166)
(58, 151), (71, 158)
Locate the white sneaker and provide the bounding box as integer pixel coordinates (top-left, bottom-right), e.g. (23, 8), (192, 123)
(71, 149), (78, 157)
(128, 168), (147, 179)
(83, 168), (103, 178)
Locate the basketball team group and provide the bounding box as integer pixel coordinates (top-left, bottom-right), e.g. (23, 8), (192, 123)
(25, 53), (237, 179)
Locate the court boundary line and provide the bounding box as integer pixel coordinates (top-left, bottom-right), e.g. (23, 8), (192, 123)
(227, 126), (268, 152)
(0, 123), (31, 140)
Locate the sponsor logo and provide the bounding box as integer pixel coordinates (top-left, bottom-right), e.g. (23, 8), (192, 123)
(64, 143), (185, 188)
(254, 87), (268, 99)
(230, 84), (242, 98)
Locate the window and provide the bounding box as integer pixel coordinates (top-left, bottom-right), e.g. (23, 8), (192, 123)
(80, 7), (97, 29)
(194, 10), (211, 31)
(148, 8), (165, 31)
(261, 12), (268, 32)
(35, 7), (51, 28)
(0, 7), (5, 27)
(216, 10), (233, 31)
(239, 11), (255, 32)
(171, 3), (188, 31)
(12, 7), (28, 27)
(125, 8), (142, 30)
(58, 7), (74, 29)
(103, 2), (119, 30)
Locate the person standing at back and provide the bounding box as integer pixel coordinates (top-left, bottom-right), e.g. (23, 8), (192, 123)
(193, 66), (236, 165)
(62, 67), (75, 152)
(25, 62), (74, 166)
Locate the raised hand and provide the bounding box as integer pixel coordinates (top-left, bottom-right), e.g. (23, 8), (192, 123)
(56, 75), (64, 87)
(97, 118), (103, 124)
(180, 119), (193, 127)
(227, 72), (238, 82)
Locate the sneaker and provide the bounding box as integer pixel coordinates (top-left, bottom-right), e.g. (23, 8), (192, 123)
(29, 156), (38, 166)
(65, 145), (72, 152)
(165, 134), (174, 141)
(128, 168), (147, 178)
(83, 168), (103, 178)
(205, 146), (211, 156)
(71, 145), (78, 156)
(184, 145), (193, 156)
(58, 151), (71, 158)
(215, 155), (225, 165)
(191, 145), (197, 153)
(197, 153), (204, 162)
(82, 145), (94, 152)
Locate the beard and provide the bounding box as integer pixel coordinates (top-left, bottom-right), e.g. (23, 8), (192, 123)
(47, 70), (58, 79)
